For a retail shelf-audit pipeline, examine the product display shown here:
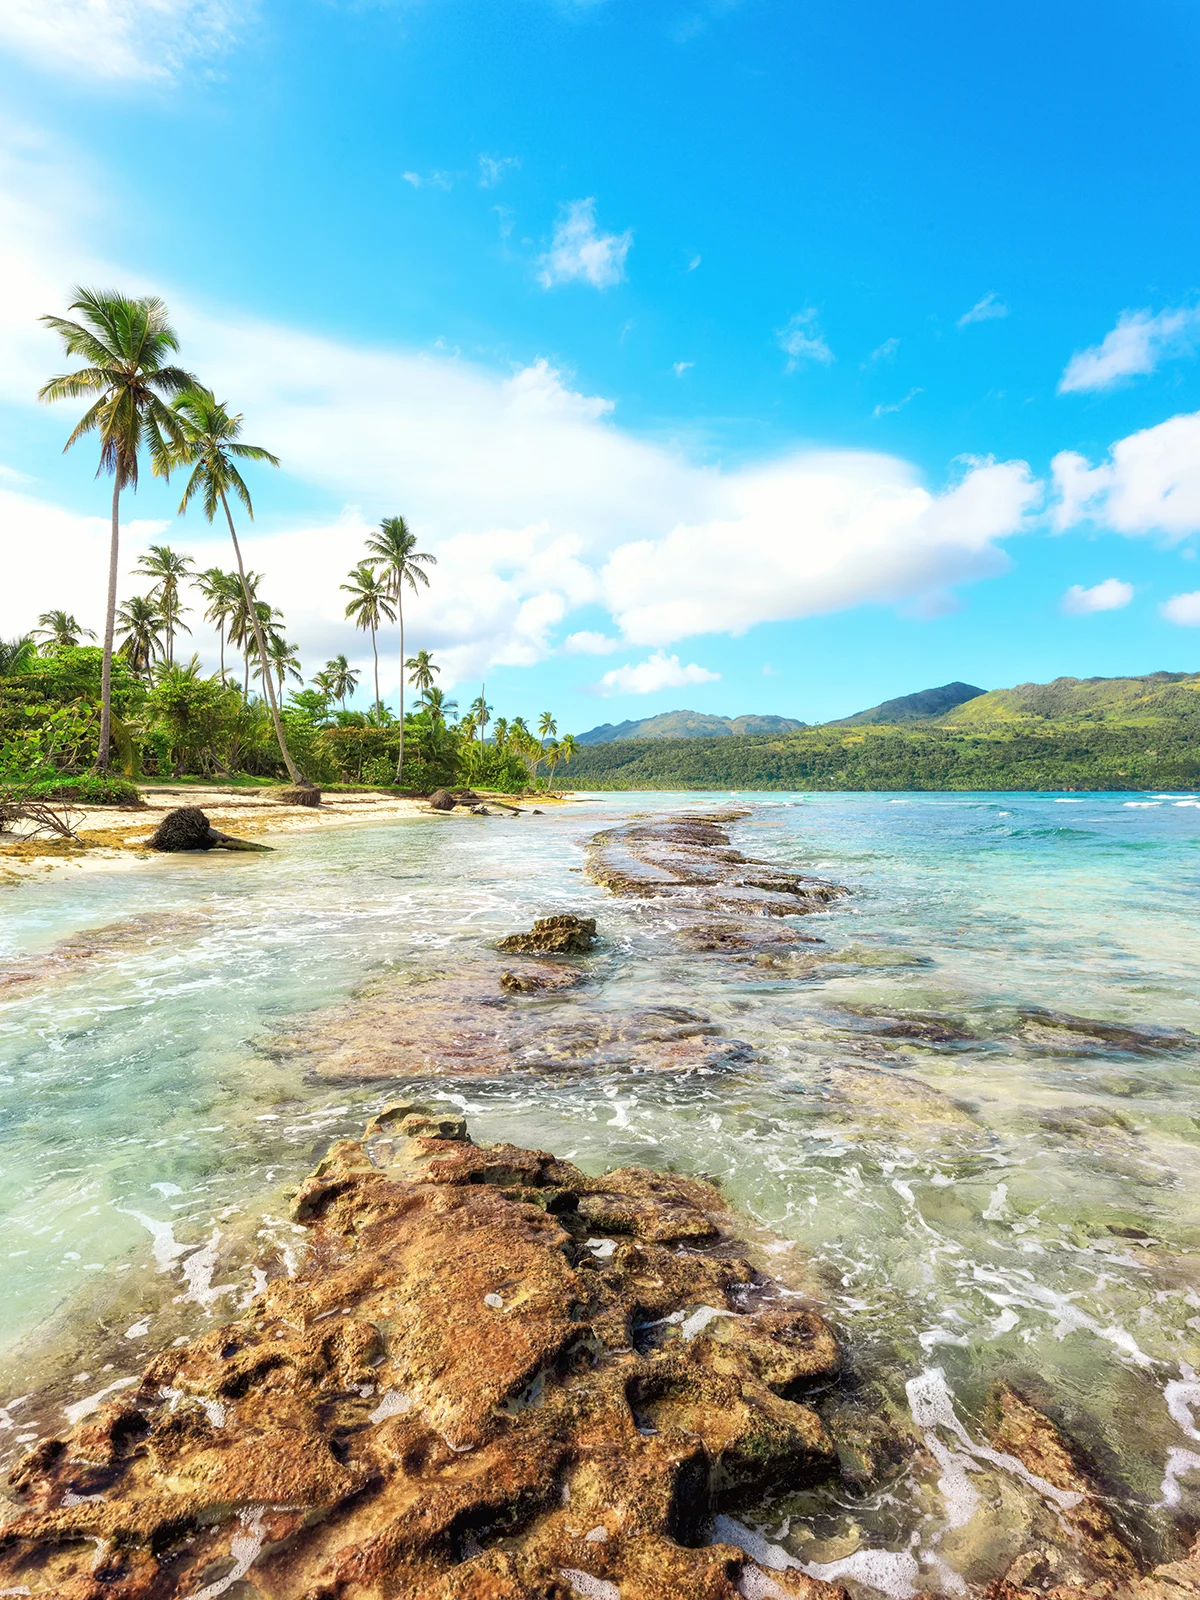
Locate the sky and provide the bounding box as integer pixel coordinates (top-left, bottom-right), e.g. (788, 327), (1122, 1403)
(1, 0), (1199, 731)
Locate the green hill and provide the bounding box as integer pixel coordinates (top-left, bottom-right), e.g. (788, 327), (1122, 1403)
(577, 709), (806, 744)
(560, 670), (1200, 791)
(833, 681), (985, 725)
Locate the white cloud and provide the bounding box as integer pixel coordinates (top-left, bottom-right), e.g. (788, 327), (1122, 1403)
(687, 254), (701, 272)
(0, 0), (241, 80)
(1058, 305), (1200, 394)
(1162, 591), (1200, 627)
(564, 631), (620, 655)
(478, 154), (520, 188)
(402, 172), (422, 187)
(537, 198), (632, 290)
(1060, 578), (1134, 616)
(1, 119), (1044, 688)
(778, 309), (833, 370)
(672, 361), (694, 377)
(873, 388), (922, 418)
(594, 651), (720, 697)
(957, 292), (1008, 329)
(1051, 412), (1200, 542)
(867, 337), (899, 364)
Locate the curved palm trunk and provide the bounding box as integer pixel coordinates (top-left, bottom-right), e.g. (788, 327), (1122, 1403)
(97, 476), (121, 774)
(220, 490), (302, 786)
(396, 597), (405, 784)
(370, 625), (380, 714)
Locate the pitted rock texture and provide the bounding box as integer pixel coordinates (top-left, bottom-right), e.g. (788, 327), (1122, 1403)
(586, 815), (844, 958)
(0, 1110), (846, 1600)
(497, 916), (598, 955)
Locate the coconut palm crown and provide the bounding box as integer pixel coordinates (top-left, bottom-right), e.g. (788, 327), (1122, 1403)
(38, 288), (195, 772)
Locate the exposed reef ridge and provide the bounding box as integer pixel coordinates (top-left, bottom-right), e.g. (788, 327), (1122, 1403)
(0, 1109), (848, 1600)
(586, 814), (844, 960)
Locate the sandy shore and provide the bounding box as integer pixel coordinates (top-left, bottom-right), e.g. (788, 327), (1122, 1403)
(0, 785), (572, 884)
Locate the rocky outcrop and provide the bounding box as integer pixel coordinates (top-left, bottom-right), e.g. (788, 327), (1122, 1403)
(498, 916), (598, 955)
(147, 806), (272, 852)
(0, 1111), (848, 1600)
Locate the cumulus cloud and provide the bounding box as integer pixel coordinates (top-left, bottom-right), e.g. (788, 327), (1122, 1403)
(1061, 578), (1134, 616)
(957, 292), (1008, 329)
(593, 651), (720, 697)
(1162, 591), (1200, 627)
(777, 309), (833, 370)
(564, 631), (620, 654)
(1058, 305), (1200, 394)
(2, 120), (1045, 689)
(1051, 411), (1200, 541)
(537, 198), (632, 290)
(0, 0), (242, 80)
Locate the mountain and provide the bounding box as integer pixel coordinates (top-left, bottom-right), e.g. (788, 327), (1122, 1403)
(577, 710), (807, 744)
(939, 671), (1200, 726)
(832, 681), (986, 725)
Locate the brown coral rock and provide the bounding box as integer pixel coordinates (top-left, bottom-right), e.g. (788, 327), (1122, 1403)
(0, 1116), (846, 1600)
(497, 916), (598, 955)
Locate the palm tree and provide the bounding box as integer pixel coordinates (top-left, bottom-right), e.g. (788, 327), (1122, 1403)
(136, 544), (194, 666)
(364, 516), (436, 782)
(195, 568), (239, 681)
(320, 653), (358, 711)
(116, 594), (165, 680)
(33, 610), (95, 653)
(341, 562), (395, 716)
(168, 387), (303, 784)
(423, 685), (458, 724)
(255, 632), (302, 696)
(38, 288), (194, 773)
(406, 648), (439, 703)
(0, 636), (36, 676)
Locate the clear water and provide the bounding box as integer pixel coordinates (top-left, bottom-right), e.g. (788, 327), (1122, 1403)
(2, 791), (1199, 1584)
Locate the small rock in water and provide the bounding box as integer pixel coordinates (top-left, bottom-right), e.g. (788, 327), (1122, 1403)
(497, 914), (598, 954)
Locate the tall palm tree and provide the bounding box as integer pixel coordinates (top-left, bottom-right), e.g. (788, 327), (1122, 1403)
(116, 594), (165, 680)
(33, 610), (95, 653)
(38, 289), (194, 772)
(136, 544), (194, 666)
(364, 516), (436, 782)
(341, 562), (395, 717)
(0, 636), (37, 676)
(422, 686), (457, 724)
(168, 388), (302, 784)
(255, 632), (302, 696)
(406, 649), (439, 702)
(195, 568), (239, 681)
(320, 654), (358, 711)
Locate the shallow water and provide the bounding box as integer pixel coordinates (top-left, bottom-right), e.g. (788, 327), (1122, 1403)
(2, 790), (1199, 1587)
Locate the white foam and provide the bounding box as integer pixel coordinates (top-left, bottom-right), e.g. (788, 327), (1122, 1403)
(179, 1231), (235, 1314)
(1166, 1376), (1200, 1440)
(737, 1569), (793, 1600)
(63, 1376), (138, 1427)
(1159, 1448), (1200, 1508)
(559, 1568), (619, 1599)
(982, 1183), (1008, 1221)
(120, 1210), (190, 1271)
(711, 1516), (799, 1570)
(805, 1549), (922, 1598)
(188, 1505), (265, 1598)
(369, 1390), (413, 1424)
(680, 1305), (734, 1341)
(585, 1238), (617, 1259)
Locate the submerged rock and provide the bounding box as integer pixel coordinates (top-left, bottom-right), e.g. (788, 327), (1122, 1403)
(499, 965), (586, 993)
(498, 915), (598, 954)
(1017, 1008), (1199, 1055)
(147, 806), (271, 853)
(0, 1113), (848, 1600)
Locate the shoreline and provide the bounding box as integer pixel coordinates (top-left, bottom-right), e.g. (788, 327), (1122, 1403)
(0, 784), (582, 885)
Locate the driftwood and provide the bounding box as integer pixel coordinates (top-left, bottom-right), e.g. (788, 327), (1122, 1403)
(147, 806), (273, 853)
(0, 798), (83, 842)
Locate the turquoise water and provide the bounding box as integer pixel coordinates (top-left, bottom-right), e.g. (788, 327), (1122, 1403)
(2, 790), (1199, 1580)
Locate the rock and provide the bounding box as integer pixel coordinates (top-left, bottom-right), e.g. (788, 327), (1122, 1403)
(498, 914), (598, 954)
(470, 804), (491, 815)
(427, 788), (456, 811)
(1017, 1008), (1199, 1054)
(983, 1384), (1138, 1578)
(500, 966), (586, 994)
(0, 1117), (850, 1600)
(276, 783), (321, 806)
(147, 806), (272, 853)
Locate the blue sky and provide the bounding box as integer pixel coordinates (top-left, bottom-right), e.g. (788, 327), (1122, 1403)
(2, 0), (1199, 730)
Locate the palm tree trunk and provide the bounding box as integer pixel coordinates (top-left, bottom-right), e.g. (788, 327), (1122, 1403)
(97, 476), (121, 774)
(396, 597), (405, 784)
(371, 625), (380, 714)
(218, 623), (225, 680)
(220, 490), (303, 786)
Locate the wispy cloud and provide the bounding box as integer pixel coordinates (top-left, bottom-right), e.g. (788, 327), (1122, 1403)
(594, 651), (720, 696)
(0, 0), (243, 81)
(537, 198), (632, 290)
(873, 387), (922, 418)
(777, 309), (833, 371)
(1162, 591), (1200, 627)
(1061, 578), (1134, 615)
(866, 336), (900, 364)
(957, 292), (1008, 329)
(672, 361), (694, 377)
(402, 169), (454, 190)
(1059, 305), (1200, 394)
(478, 153), (520, 188)
(687, 254), (702, 272)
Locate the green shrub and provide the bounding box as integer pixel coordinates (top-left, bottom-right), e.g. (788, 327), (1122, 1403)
(0, 774), (142, 807)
